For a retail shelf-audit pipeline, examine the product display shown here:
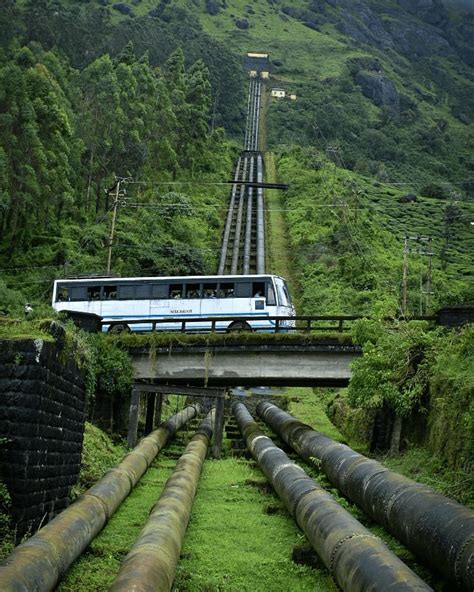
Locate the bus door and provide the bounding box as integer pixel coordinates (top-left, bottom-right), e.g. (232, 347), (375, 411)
(150, 283), (171, 324)
(200, 282), (228, 324)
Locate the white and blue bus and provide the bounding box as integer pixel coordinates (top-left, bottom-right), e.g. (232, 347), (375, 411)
(52, 274), (295, 332)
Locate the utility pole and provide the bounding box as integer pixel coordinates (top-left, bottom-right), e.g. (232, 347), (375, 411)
(402, 236), (433, 316)
(402, 236), (408, 316)
(106, 177), (127, 275)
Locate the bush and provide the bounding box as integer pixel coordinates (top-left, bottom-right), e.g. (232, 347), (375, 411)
(205, 0), (220, 15)
(348, 322), (434, 415)
(235, 18), (249, 29)
(420, 183), (449, 199)
(112, 3), (134, 15)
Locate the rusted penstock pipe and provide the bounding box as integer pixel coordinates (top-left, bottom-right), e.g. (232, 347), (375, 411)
(257, 401), (474, 591)
(109, 409), (214, 592)
(0, 404), (201, 592)
(233, 402), (432, 592)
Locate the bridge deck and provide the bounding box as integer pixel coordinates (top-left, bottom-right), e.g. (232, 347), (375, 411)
(129, 341), (361, 387)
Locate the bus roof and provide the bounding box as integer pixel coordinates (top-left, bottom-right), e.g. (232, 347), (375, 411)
(54, 274), (287, 284)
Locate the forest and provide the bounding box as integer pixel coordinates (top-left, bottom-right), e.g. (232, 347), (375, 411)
(0, 0), (246, 314)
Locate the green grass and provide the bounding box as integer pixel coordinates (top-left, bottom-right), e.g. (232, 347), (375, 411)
(71, 423), (127, 496)
(264, 149), (302, 311)
(0, 318), (55, 341)
(112, 330), (354, 350)
(286, 387), (345, 442)
(57, 420), (338, 592)
(174, 457), (337, 592)
(383, 447), (474, 508)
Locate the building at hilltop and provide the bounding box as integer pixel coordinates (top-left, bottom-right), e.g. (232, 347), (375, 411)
(245, 52), (271, 77)
(271, 88), (286, 98)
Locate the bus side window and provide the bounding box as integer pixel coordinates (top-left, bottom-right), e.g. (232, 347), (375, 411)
(104, 286), (117, 300)
(118, 285), (136, 299)
(219, 282), (234, 298)
(87, 286), (101, 301)
(234, 282), (252, 298)
(252, 282), (265, 298)
(70, 287), (87, 301)
(57, 287), (69, 302)
(186, 284), (201, 299)
(170, 284), (183, 299)
(151, 284), (168, 299)
(267, 284), (276, 305)
(136, 285), (150, 300)
(203, 283), (217, 298)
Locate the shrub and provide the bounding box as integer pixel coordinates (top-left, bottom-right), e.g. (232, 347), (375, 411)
(420, 183), (449, 199)
(235, 18), (249, 29)
(112, 3), (134, 15)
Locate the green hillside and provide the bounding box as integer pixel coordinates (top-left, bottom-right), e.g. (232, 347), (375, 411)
(1, 1), (473, 316)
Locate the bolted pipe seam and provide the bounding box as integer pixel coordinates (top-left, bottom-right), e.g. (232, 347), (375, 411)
(0, 404), (201, 592)
(233, 402), (432, 592)
(256, 401), (474, 591)
(109, 409), (215, 592)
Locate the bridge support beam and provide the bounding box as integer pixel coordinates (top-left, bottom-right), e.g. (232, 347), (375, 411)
(133, 384), (227, 459)
(130, 345), (359, 388)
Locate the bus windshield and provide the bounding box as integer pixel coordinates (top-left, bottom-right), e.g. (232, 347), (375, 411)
(275, 278), (292, 307)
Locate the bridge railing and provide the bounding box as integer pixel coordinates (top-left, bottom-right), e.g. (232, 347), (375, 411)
(106, 315), (361, 334)
(104, 315), (435, 334)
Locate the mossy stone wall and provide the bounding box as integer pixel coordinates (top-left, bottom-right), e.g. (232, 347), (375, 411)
(0, 339), (86, 538)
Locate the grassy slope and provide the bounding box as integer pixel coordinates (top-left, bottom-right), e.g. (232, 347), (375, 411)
(178, 0), (364, 80)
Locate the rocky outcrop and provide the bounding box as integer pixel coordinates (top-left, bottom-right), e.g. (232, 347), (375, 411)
(397, 0), (449, 27)
(355, 73), (400, 114)
(337, 3), (394, 49)
(387, 20), (452, 58)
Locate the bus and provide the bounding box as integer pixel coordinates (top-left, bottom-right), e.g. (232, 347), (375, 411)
(52, 274), (295, 333)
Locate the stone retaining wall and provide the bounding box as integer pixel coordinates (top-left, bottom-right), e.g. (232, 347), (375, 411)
(0, 338), (86, 538)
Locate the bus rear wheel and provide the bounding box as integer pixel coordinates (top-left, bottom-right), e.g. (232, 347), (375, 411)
(226, 321), (252, 333)
(108, 323), (131, 334)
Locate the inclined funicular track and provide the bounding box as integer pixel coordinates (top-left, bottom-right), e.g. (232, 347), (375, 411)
(218, 77), (265, 275)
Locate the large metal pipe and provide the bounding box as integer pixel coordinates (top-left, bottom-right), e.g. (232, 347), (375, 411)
(233, 402), (432, 592)
(218, 157), (242, 274)
(257, 401), (474, 591)
(109, 409), (214, 592)
(253, 80), (261, 151)
(230, 157), (248, 274)
(0, 404), (201, 592)
(243, 156), (254, 274)
(256, 154), (265, 273)
(244, 79), (253, 150)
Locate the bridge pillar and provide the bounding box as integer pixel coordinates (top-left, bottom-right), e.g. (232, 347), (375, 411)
(154, 393), (163, 428)
(127, 387), (141, 448)
(144, 392), (156, 436)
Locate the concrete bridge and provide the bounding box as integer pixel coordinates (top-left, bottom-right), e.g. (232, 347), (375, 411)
(129, 341), (361, 388)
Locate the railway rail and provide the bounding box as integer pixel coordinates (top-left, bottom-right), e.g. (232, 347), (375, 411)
(218, 78), (265, 275)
